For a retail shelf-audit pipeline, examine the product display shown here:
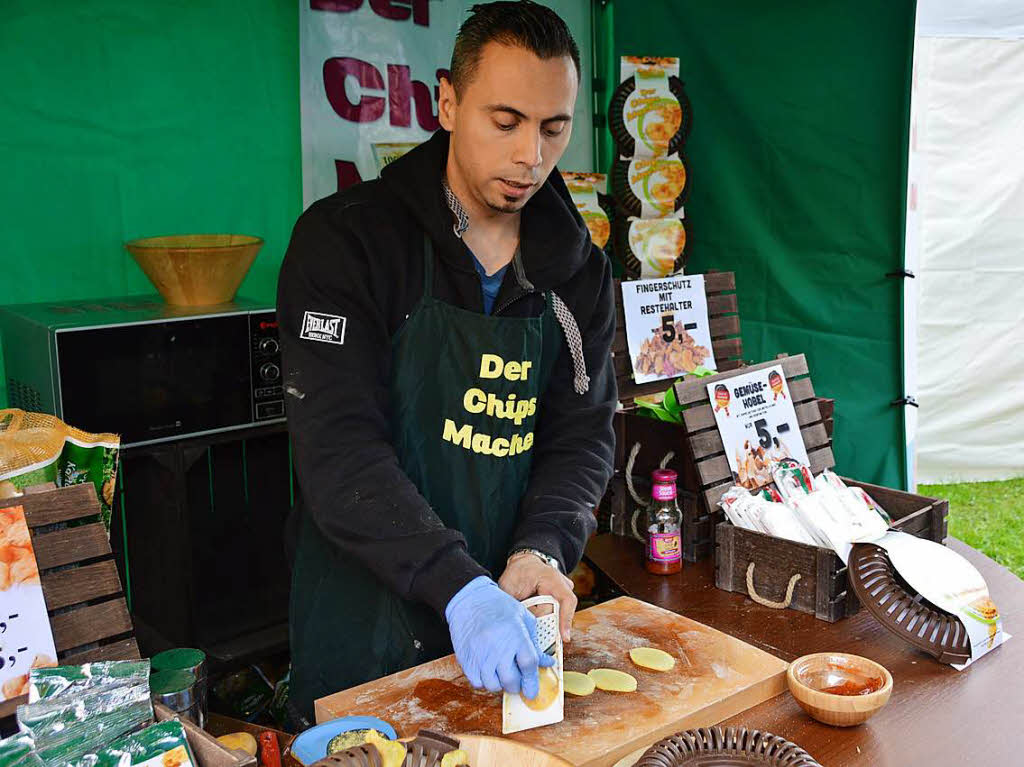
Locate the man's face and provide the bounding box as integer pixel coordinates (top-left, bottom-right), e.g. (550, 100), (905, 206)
(439, 42), (578, 213)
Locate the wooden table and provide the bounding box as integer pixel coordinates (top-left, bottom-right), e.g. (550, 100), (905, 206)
(584, 534), (1022, 767)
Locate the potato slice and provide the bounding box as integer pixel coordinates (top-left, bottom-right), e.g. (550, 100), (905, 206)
(522, 666), (560, 711)
(440, 749), (470, 767)
(587, 668), (637, 692)
(365, 730), (407, 767)
(216, 732), (258, 757)
(629, 647), (676, 672)
(563, 671), (596, 696)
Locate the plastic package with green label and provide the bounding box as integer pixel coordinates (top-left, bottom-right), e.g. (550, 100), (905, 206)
(16, 680), (153, 765)
(29, 660), (150, 703)
(68, 720), (197, 767)
(0, 735), (44, 767)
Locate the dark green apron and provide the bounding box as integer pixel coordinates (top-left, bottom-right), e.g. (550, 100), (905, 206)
(289, 236), (560, 721)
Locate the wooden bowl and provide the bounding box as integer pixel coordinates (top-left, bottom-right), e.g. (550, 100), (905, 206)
(787, 653), (893, 727)
(125, 234), (263, 306)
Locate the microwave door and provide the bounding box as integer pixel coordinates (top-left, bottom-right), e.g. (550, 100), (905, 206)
(56, 316), (252, 446)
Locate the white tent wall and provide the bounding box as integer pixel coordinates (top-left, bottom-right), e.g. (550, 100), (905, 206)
(908, 2), (1024, 484)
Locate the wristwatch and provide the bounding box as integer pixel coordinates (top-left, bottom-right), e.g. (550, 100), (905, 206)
(508, 547), (562, 573)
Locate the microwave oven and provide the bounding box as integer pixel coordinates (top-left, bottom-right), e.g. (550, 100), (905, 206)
(0, 295), (285, 447)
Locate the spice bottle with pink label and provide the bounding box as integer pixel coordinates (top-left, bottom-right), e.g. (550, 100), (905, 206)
(645, 468), (683, 575)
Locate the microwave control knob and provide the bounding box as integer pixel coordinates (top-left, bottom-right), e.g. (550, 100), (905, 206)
(259, 338), (280, 355)
(259, 362), (281, 382)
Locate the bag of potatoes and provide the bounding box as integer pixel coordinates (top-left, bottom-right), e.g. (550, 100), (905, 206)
(0, 409), (119, 531)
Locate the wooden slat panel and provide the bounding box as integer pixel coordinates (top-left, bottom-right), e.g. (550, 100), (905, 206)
(0, 483), (101, 527)
(674, 355), (809, 406)
(616, 378), (680, 403)
(718, 359), (745, 372)
(613, 352), (631, 378)
(696, 455), (732, 488)
(711, 337), (743, 360)
(800, 423), (831, 453)
(32, 523), (110, 571)
(808, 444), (836, 474)
(709, 315), (741, 339)
(683, 404), (717, 433)
(690, 429), (728, 460)
(51, 599), (133, 653)
(703, 272), (736, 293)
(41, 560), (123, 610)
(688, 416), (829, 461)
(788, 377), (817, 404)
(703, 481), (734, 513)
(707, 294), (739, 315)
(59, 637), (141, 666)
(796, 400), (825, 427)
(614, 317), (742, 354)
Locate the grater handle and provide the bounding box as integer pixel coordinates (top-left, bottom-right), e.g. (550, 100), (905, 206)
(520, 594), (560, 614)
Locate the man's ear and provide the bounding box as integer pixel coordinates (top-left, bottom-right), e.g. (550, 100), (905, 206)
(437, 76), (457, 132)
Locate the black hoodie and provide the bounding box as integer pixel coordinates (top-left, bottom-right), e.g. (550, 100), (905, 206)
(277, 130), (615, 616)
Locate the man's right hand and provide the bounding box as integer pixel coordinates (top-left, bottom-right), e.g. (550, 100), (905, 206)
(445, 576), (556, 699)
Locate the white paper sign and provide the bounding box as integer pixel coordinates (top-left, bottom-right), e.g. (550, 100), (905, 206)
(871, 531), (1009, 669)
(707, 365), (810, 490)
(621, 275), (716, 385)
(0, 506), (57, 701)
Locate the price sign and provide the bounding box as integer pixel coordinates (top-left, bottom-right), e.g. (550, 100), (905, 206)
(620, 275), (717, 385)
(706, 365), (809, 490)
(0, 506), (57, 701)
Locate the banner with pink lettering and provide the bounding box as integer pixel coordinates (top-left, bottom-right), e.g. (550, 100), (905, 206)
(299, 0), (595, 209)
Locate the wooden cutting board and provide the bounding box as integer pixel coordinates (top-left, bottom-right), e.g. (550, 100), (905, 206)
(316, 597), (788, 767)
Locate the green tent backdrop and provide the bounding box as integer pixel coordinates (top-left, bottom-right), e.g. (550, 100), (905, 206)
(0, 0), (913, 489)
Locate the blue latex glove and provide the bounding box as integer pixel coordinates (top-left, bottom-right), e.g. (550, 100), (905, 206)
(445, 576), (557, 698)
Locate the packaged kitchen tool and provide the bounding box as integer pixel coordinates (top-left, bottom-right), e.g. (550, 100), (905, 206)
(0, 409), (120, 531)
(561, 172), (614, 250)
(29, 660), (150, 703)
(67, 720), (197, 767)
(617, 216), (687, 278)
(613, 154), (689, 219)
(16, 679), (153, 765)
(502, 596), (563, 735)
(610, 57), (692, 158)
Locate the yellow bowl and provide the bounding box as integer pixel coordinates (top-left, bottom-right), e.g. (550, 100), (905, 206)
(125, 234), (263, 306)
(787, 652), (893, 727)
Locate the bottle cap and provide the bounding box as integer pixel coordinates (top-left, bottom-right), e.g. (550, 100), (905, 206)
(652, 469), (677, 484)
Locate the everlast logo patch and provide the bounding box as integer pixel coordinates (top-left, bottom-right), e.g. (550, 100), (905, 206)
(300, 311), (346, 345)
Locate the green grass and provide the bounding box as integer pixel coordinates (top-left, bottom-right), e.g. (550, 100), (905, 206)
(919, 478), (1024, 580)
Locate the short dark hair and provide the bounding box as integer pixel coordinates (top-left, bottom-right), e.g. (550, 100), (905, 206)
(450, 1), (581, 97)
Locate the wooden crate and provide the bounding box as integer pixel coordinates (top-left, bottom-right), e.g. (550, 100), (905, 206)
(0, 483), (140, 717)
(668, 353), (948, 622)
(715, 480), (949, 622)
(612, 271), (743, 404)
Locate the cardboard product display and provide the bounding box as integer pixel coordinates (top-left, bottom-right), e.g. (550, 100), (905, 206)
(609, 74), (693, 158)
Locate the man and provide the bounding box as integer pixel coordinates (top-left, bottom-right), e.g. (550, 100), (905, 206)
(278, 1), (616, 722)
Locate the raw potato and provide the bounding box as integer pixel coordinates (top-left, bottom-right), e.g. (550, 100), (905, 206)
(440, 749), (470, 767)
(366, 730), (407, 767)
(587, 668), (637, 693)
(216, 733), (258, 757)
(522, 666), (560, 711)
(630, 647), (676, 672)
(563, 671), (596, 696)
